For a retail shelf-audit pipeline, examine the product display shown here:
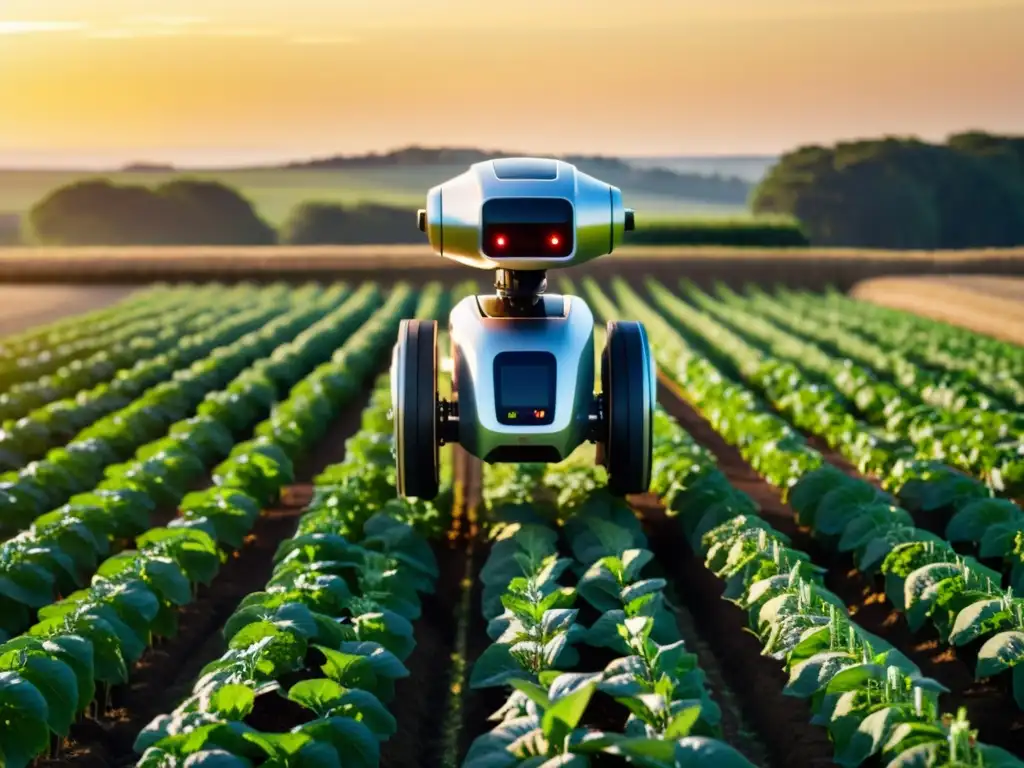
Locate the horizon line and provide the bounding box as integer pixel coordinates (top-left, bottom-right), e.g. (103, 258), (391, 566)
(0, 146), (783, 173)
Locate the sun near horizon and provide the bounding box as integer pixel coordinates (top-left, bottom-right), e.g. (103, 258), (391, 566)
(1, 0), (1023, 167)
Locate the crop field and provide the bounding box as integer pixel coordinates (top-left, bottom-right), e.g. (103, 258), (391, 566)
(0, 276), (1022, 768)
(853, 276), (1024, 345)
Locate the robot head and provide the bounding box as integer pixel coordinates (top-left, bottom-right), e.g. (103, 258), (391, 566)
(417, 158), (635, 271)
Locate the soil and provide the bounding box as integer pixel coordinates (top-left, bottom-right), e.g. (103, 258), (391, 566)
(454, 449), (506, 766)
(655, 382), (1024, 759)
(0, 284), (135, 336)
(378, 446), (478, 768)
(851, 276), (1024, 345)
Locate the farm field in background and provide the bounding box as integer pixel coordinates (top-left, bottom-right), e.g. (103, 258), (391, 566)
(0, 275), (1022, 768)
(2, 245), (1024, 296)
(0, 167), (749, 227)
(854, 275), (1024, 344)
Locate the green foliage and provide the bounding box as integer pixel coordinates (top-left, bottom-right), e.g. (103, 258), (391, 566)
(463, 452), (748, 766)
(24, 178), (276, 246)
(279, 201), (422, 245)
(753, 133), (1024, 248)
(628, 218), (808, 247)
(133, 363), (448, 768)
(0, 283), (435, 767)
(646, 408), (1021, 767)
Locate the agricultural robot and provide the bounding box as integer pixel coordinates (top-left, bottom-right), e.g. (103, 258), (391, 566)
(390, 158), (655, 499)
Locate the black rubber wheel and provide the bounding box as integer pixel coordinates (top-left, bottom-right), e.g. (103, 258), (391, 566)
(391, 319), (439, 499)
(601, 320), (655, 495)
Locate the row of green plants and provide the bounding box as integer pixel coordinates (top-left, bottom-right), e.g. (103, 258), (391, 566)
(741, 286), (1019, 413)
(647, 405), (1022, 767)
(687, 283), (1023, 496)
(0, 287), (194, 390)
(0, 285), (263, 423)
(0, 284), (421, 767)
(803, 288), (1024, 408)
(132, 293), (448, 767)
(0, 285), (339, 537)
(639, 280), (1024, 583)
(0, 283), (382, 645)
(0, 283), (174, 364)
(0, 287), (274, 467)
(465, 450), (753, 767)
(588, 278), (1024, 712)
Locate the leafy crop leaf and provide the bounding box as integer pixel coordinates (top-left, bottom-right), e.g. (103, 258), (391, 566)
(784, 652), (858, 699)
(976, 630), (1024, 679)
(945, 499), (1022, 544)
(949, 599), (1009, 647)
(204, 684), (255, 720)
(470, 643), (531, 689)
(295, 716), (379, 768)
(833, 705), (907, 768)
(0, 671), (51, 768)
(10, 654), (77, 737)
(541, 680), (596, 747)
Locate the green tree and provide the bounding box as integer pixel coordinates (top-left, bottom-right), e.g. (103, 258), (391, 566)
(279, 201), (355, 244)
(280, 201), (420, 244)
(155, 179), (275, 245)
(753, 134), (1024, 249)
(24, 178), (275, 246)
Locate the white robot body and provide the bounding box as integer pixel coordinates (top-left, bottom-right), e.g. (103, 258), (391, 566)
(448, 293), (594, 463)
(392, 158), (654, 499)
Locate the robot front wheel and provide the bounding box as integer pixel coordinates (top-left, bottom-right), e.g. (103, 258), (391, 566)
(598, 320), (655, 496)
(390, 318), (655, 499)
(391, 319), (440, 499)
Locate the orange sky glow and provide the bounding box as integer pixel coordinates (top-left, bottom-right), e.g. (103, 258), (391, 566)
(1, 0), (1022, 166)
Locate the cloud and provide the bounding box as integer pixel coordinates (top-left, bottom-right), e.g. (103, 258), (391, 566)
(202, 28), (279, 38)
(86, 27), (183, 39)
(80, 15), (208, 39)
(0, 20), (86, 35)
(123, 16), (208, 26)
(289, 35), (358, 45)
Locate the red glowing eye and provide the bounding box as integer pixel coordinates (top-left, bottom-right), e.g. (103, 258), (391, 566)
(549, 235), (560, 246)
(495, 235), (507, 247)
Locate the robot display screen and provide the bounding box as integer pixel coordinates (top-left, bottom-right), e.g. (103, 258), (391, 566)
(481, 198), (574, 258)
(494, 351), (556, 425)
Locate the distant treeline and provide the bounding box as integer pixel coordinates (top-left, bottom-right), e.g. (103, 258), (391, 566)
(282, 146), (753, 205)
(0, 213), (19, 246)
(24, 179), (276, 246)
(20, 179), (801, 248)
(628, 219), (807, 247)
(753, 131), (1024, 249)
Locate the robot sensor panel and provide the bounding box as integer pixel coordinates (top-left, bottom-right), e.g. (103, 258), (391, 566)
(494, 351), (557, 425)
(482, 198), (574, 259)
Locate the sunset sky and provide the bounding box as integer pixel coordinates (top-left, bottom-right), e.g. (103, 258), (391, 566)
(1, 0), (1022, 167)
